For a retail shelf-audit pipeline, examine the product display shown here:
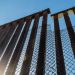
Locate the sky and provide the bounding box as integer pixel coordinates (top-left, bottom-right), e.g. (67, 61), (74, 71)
(0, 0), (75, 27)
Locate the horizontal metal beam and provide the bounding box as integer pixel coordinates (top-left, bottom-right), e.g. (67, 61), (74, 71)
(51, 7), (75, 17)
(0, 8), (50, 27)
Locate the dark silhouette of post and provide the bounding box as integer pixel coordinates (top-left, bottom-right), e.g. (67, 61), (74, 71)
(5, 17), (32, 75)
(73, 8), (75, 14)
(36, 11), (47, 75)
(53, 15), (66, 75)
(63, 11), (75, 57)
(20, 14), (40, 75)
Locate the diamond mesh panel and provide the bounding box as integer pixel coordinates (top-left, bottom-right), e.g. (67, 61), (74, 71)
(29, 26), (41, 75)
(14, 24), (75, 75)
(61, 28), (75, 75)
(45, 25), (56, 75)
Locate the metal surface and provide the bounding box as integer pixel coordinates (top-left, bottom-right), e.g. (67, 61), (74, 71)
(36, 11), (47, 75)
(20, 14), (40, 75)
(0, 7), (75, 75)
(63, 11), (75, 57)
(54, 15), (66, 75)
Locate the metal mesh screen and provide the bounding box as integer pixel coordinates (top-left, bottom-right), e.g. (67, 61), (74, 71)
(0, 8), (75, 75)
(45, 25), (56, 75)
(61, 28), (75, 75)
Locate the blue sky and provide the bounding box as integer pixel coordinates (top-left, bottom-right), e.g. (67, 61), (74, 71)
(0, 0), (75, 26)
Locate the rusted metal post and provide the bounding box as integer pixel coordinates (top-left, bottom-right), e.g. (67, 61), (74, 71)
(5, 17), (32, 75)
(63, 11), (75, 57)
(20, 14), (40, 75)
(36, 11), (47, 75)
(54, 15), (66, 75)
